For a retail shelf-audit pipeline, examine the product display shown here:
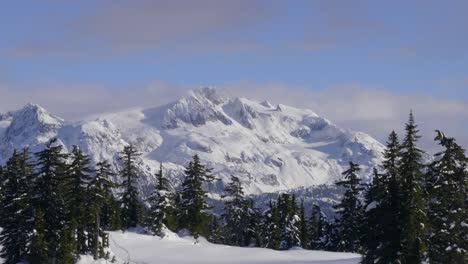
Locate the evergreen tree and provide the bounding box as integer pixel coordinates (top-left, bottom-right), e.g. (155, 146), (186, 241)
(177, 154), (215, 240)
(95, 161), (120, 231)
(33, 139), (69, 263)
(308, 204), (329, 250)
(333, 162), (364, 253)
(222, 175), (250, 246)
(88, 160), (117, 260)
(147, 163), (173, 235)
(64, 145), (93, 254)
(119, 144), (142, 229)
(361, 168), (387, 264)
(425, 131), (467, 263)
(28, 209), (49, 263)
(0, 150), (34, 263)
(208, 216), (225, 244)
(299, 199), (308, 249)
(277, 193), (301, 249)
(262, 200), (280, 249)
(399, 111), (427, 263)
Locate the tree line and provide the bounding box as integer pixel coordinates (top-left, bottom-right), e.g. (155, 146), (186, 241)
(0, 112), (466, 264)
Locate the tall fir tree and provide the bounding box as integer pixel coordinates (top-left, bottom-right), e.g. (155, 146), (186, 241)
(95, 161), (120, 231)
(277, 193), (301, 249)
(119, 144), (142, 229)
(261, 200), (281, 250)
(221, 175), (250, 246)
(299, 199), (308, 249)
(333, 162), (364, 253)
(177, 154), (214, 240)
(425, 131), (467, 264)
(64, 145), (93, 255)
(399, 111), (427, 263)
(0, 149), (34, 263)
(308, 204), (329, 250)
(88, 160), (117, 260)
(146, 163), (173, 235)
(33, 139), (69, 264)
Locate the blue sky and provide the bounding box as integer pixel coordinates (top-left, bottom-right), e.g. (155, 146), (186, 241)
(0, 0), (467, 150)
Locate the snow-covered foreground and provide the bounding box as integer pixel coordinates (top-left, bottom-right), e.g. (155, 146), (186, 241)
(78, 230), (360, 264)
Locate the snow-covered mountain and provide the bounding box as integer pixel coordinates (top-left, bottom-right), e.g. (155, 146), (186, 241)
(0, 88), (385, 196)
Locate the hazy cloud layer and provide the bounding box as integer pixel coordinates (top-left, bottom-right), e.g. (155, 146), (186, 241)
(1, 82), (466, 152)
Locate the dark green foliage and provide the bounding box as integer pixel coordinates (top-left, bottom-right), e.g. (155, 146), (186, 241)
(333, 162), (364, 253)
(88, 160), (117, 259)
(221, 175), (252, 246)
(33, 139), (69, 262)
(299, 200), (308, 249)
(64, 146), (94, 254)
(119, 144), (142, 229)
(362, 131), (404, 264)
(177, 154), (215, 240)
(277, 193), (301, 249)
(309, 204), (329, 250)
(0, 150), (34, 263)
(262, 200), (281, 249)
(28, 209), (49, 264)
(147, 163), (174, 235)
(399, 112), (427, 263)
(425, 131), (467, 264)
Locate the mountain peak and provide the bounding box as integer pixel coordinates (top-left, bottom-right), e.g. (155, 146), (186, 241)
(17, 103), (64, 125)
(188, 87), (225, 105)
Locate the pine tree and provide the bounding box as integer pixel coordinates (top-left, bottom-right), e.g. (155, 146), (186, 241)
(28, 209), (49, 263)
(377, 130), (404, 263)
(399, 111), (427, 263)
(64, 145), (93, 254)
(208, 216), (225, 244)
(119, 144), (142, 229)
(333, 162), (364, 253)
(362, 168), (387, 264)
(299, 199), (308, 249)
(222, 175), (250, 246)
(88, 160), (117, 260)
(147, 163), (173, 235)
(277, 193), (301, 249)
(33, 139), (69, 263)
(0, 149), (34, 263)
(262, 200), (281, 250)
(309, 204), (329, 250)
(177, 154), (215, 240)
(425, 131), (467, 263)
(95, 161), (120, 231)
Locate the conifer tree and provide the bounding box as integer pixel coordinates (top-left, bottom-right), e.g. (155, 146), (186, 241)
(299, 199), (308, 249)
(222, 175), (250, 246)
(308, 204), (329, 250)
(361, 168), (387, 264)
(425, 131), (467, 263)
(178, 154), (214, 240)
(277, 193), (301, 249)
(119, 144), (142, 229)
(28, 209), (48, 263)
(333, 162), (364, 253)
(33, 139), (69, 263)
(0, 150), (34, 263)
(262, 200), (280, 249)
(399, 111), (427, 263)
(88, 160), (117, 259)
(64, 145), (93, 254)
(95, 161), (120, 231)
(147, 163), (173, 235)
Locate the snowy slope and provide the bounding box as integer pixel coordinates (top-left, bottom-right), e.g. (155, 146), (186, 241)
(77, 230), (361, 264)
(0, 88), (385, 196)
